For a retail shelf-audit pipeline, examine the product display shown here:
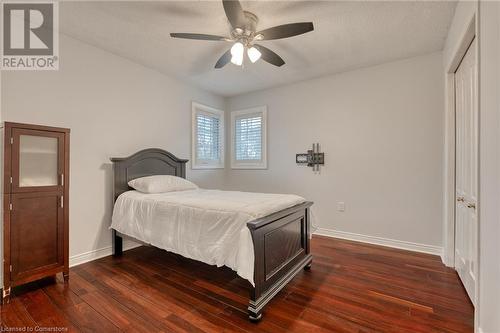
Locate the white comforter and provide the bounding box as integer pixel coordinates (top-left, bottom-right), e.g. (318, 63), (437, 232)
(111, 189), (305, 285)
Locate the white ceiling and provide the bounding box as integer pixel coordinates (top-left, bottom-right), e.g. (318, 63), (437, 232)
(60, 1), (456, 97)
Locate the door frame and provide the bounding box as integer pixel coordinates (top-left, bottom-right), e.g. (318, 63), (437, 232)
(443, 8), (479, 306)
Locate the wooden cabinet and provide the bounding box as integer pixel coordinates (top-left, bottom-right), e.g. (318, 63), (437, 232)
(3, 122), (70, 303)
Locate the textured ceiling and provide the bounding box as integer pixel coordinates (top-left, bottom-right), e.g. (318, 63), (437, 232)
(60, 1), (456, 97)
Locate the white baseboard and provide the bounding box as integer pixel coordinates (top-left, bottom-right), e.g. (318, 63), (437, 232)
(69, 240), (141, 267)
(442, 252), (455, 268)
(314, 228), (443, 257)
(69, 229), (443, 268)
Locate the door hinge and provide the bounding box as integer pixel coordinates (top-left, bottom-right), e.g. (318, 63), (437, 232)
(60, 174), (64, 186)
(10, 137), (13, 145)
(9, 203), (12, 211)
(60, 196), (64, 208)
(9, 176), (12, 184)
(9, 265), (12, 273)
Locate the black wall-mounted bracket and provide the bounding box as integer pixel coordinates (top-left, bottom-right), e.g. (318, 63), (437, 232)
(296, 143), (324, 172)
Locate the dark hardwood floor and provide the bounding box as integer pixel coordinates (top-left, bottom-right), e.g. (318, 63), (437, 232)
(1, 236), (474, 332)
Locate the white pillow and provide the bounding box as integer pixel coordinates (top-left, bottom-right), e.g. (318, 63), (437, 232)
(128, 175), (198, 194)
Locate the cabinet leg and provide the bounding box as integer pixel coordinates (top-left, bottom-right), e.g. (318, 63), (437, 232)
(63, 271), (69, 283)
(304, 262), (312, 270)
(2, 287), (11, 304)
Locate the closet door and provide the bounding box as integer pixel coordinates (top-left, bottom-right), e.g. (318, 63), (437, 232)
(8, 128), (66, 285)
(454, 38), (478, 304)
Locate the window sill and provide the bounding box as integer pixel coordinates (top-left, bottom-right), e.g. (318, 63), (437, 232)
(230, 164), (267, 170)
(192, 165), (225, 170)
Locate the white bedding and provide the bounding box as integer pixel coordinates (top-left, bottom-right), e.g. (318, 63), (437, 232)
(111, 189), (306, 286)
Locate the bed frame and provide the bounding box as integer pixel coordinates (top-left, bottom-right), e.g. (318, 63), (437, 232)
(110, 148), (313, 321)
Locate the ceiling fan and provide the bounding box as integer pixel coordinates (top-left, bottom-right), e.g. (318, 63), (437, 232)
(170, 0), (314, 68)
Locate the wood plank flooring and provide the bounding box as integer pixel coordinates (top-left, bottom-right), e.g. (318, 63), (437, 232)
(0, 236), (474, 332)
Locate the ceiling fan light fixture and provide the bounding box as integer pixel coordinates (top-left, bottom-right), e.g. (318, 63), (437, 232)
(170, 1), (315, 68)
(247, 46), (261, 63)
(254, 34), (264, 41)
(230, 42), (244, 66)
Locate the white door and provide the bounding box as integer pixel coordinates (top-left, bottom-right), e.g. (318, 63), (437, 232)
(454, 38), (478, 304)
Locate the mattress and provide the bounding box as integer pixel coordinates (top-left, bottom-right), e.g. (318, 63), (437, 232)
(111, 189), (306, 286)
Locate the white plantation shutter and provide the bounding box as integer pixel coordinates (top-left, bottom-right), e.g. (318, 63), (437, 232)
(196, 113), (220, 161)
(235, 115), (262, 160)
(231, 106), (267, 169)
(192, 103), (224, 169)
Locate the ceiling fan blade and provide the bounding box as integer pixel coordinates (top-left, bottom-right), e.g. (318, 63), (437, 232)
(256, 22), (314, 40)
(170, 33), (230, 41)
(215, 49), (232, 68)
(222, 0), (246, 29)
(253, 44), (285, 67)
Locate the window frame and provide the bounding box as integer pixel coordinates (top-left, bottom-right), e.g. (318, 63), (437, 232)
(191, 102), (225, 170)
(230, 106), (267, 169)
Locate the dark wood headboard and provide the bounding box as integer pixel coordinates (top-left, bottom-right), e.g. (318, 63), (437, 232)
(110, 148), (188, 201)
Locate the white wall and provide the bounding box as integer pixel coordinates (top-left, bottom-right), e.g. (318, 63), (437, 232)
(478, 2), (500, 332)
(0, 34), (226, 287)
(227, 52), (444, 250)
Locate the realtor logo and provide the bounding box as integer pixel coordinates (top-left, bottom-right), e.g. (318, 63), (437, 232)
(1, 2), (59, 70)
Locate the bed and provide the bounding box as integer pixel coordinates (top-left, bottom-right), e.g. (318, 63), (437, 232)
(110, 148), (313, 321)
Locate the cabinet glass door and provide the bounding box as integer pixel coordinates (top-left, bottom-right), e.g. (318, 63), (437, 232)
(19, 135), (59, 187)
(11, 128), (64, 192)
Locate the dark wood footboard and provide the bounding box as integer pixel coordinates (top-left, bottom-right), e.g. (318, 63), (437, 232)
(247, 201), (313, 321)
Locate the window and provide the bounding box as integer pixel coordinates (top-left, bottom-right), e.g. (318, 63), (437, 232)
(231, 106), (267, 169)
(192, 102), (224, 169)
